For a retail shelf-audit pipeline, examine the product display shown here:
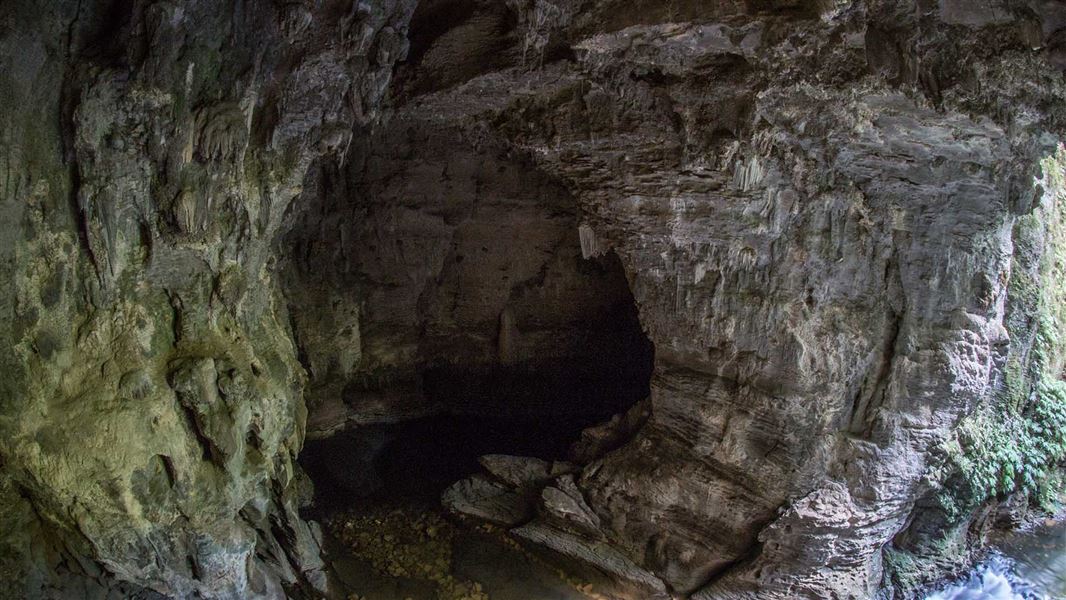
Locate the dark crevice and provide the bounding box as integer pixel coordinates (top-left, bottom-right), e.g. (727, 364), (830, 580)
(847, 249), (904, 437)
(176, 403), (219, 465)
(157, 455), (176, 488)
(847, 308), (902, 437)
(687, 512), (778, 596)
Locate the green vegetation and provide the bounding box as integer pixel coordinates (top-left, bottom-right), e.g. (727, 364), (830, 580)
(933, 146), (1066, 518)
(936, 369), (1066, 517)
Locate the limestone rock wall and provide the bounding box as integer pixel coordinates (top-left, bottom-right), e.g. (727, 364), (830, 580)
(2, 0), (1066, 599)
(282, 114), (654, 436)
(0, 1), (414, 597)
(294, 0), (1066, 598)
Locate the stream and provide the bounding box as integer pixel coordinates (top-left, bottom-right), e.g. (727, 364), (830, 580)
(926, 518), (1065, 600)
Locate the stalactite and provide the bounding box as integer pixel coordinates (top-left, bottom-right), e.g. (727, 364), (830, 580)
(497, 306), (518, 364)
(578, 223), (604, 259)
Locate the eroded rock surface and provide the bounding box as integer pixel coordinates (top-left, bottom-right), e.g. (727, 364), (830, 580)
(2, 0), (1066, 599)
(288, 1), (1066, 598)
(0, 1), (414, 597)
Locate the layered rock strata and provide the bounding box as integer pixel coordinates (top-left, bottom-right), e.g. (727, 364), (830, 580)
(2, 1), (1066, 599)
(299, 1), (1066, 598)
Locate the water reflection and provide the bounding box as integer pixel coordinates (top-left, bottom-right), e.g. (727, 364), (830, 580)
(926, 519), (1065, 600)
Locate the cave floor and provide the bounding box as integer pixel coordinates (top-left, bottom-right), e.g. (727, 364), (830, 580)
(305, 414), (616, 600)
(319, 499), (598, 600)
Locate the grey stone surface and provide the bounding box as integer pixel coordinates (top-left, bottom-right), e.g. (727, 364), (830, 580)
(2, 1), (1066, 599)
(479, 454), (556, 490)
(442, 474), (533, 527)
(569, 398), (651, 463)
(319, 1), (1066, 598)
(511, 521), (671, 599)
(538, 475), (604, 539)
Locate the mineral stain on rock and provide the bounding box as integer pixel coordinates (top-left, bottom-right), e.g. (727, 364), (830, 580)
(2, 0), (1066, 599)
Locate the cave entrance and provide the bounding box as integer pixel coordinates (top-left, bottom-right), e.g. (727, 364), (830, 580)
(286, 95), (655, 595)
(299, 250), (654, 516)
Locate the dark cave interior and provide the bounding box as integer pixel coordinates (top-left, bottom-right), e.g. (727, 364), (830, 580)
(299, 251), (655, 516)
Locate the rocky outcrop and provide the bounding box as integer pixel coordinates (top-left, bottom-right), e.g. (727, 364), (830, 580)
(294, 1), (1066, 599)
(2, 0), (1066, 599)
(0, 1), (414, 597)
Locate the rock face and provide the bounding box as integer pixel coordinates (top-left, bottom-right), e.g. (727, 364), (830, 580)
(287, 1), (1066, 598)
(2, 1), (1066, 599)
(0, 1), (415, 597)
(281, 104), (655, 436)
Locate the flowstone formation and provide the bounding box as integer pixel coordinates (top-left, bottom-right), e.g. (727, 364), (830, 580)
(2, 1), (1066, 600)
(0, 1), (414, 597)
